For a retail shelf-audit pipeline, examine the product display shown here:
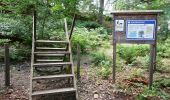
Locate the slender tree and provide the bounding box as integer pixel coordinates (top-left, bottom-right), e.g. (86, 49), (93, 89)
(99, 0), (104, 24)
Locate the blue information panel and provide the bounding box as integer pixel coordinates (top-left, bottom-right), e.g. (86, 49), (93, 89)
(126, 20), (156, 40)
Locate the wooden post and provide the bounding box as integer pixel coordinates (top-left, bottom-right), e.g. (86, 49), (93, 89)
(33, 10), (37, 41)
(77, 44), (81, 80)
(4, 43), (10, 87)
(149, 44), (154, 88)
(153, 44), (157, 71)
(153, 16), (158, 72)
(112, 42), (116, 83)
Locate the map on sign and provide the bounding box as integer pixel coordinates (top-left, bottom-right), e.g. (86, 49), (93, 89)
(126, 20), (156, 40)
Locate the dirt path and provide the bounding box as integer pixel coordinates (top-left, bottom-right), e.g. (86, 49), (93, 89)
(0, 60), (169, 100)
(0, 63), (30, 100)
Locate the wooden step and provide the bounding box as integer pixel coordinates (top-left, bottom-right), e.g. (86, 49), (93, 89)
(32, 74), (73, 80)
(35, 54), (65, 56)
(33, 62), (72, 66)
(36, 59), (63, 62)
(32, 88), (76, 96)
(34, 51), (70, 54)
(36, 40), (69, 43)
(36, 47), (66, 50)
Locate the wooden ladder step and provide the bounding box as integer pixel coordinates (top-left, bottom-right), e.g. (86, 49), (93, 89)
(32, 88), (76, 96)
(36, 47), (66, 50)
(34, 51), (70, 54)
(32, 74), (73, 80)
(36, 40), (69, 43)
(35, 54), (65, 56)
(33, 62), (72, 66)
(36, 59), (63, 62)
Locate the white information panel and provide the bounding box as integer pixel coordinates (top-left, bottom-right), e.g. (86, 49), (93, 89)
(115, 20), (124, 31)
(126, 20), (156, 40)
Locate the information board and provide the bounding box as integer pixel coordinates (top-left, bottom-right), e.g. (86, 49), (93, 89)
(126, 20), (156, 40)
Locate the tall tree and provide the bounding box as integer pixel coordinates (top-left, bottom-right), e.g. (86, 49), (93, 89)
(99, 0), (104, 24)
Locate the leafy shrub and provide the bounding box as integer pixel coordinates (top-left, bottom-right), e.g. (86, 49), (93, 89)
(154, 78), (170, 88)
(137, 87), (170, 100)
(91, 50), (112, 79)
(10, 44), (31, 62)
(71, 27), (109, 54)
(71, 28), (90, 54)
(91, 50), (111, 66)
(98, 66), (111, 79)
(117, 45), (137, 64)
(132, 55), (163, 70)
(157, 39), (170, 58)
(130, 68), (144, 78)
(117, 45), (149, 64)
(76, 21), (101, 29)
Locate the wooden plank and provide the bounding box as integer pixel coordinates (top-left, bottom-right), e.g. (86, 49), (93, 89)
(111, 10), (163, 14)
(4, 43), (10, 87)
(32, 88), (76, 96)
(36, 40), (68, 43)
(34, 51), (70, 54)
(33, 62), (72, 66)
(36, 47), (66, 50)
(35, 54), (65, 56)
(32, 74), (73, 80)
(36, 59), (63, 62)
(77, 44), (81, 80)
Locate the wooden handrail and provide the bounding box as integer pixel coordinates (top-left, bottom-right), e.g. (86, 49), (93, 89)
(69, 14), (76, 40)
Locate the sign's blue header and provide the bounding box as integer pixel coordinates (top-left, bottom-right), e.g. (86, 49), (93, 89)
(127, 20), (156, 24)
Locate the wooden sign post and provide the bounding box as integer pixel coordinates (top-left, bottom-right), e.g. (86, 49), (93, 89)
(111, 10), (163, 88)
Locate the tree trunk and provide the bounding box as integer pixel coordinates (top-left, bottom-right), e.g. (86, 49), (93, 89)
(99, 0), (104, 24)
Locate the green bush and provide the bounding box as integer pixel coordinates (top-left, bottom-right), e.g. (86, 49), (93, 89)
(117, 45), (137, 64)
(71, 28), (90, 54)
(137, 87), (170, 100)
(71, 27), (109, 54)
(130, 68), (144, 78)
(132, 55), (163, 69)
(98, 66), (111, 79)
(91, 50), (111, 66)
(154, 78), (170, 88)
(10, 44), (31, 62)
(157, 39), (170, 58)
(117, 45), (149, 64)
(76, 21), (101, 29)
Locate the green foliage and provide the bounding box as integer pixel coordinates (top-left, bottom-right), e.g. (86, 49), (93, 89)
(130, 68), (144, 78)
(117, 45), (149, 64)
(132, 55), (163, 69)
(137, 87), (170, 100)
(91, 50), (111, 66)
(10, 44), (31, 62)
(71, 28), (90, 54)
(71, 27), (109, 54)
(76, 21), (101, 29)
(98, 65), (111, 79)
(154, 78), (170, 88)
(91, 50), (112, 79)
(158, 39), (170, 58)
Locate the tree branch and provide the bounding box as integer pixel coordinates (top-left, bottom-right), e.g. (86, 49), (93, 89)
(0, 33), (23, 42)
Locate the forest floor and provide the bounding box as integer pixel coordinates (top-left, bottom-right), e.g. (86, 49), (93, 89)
(0, 58), (169, 100)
